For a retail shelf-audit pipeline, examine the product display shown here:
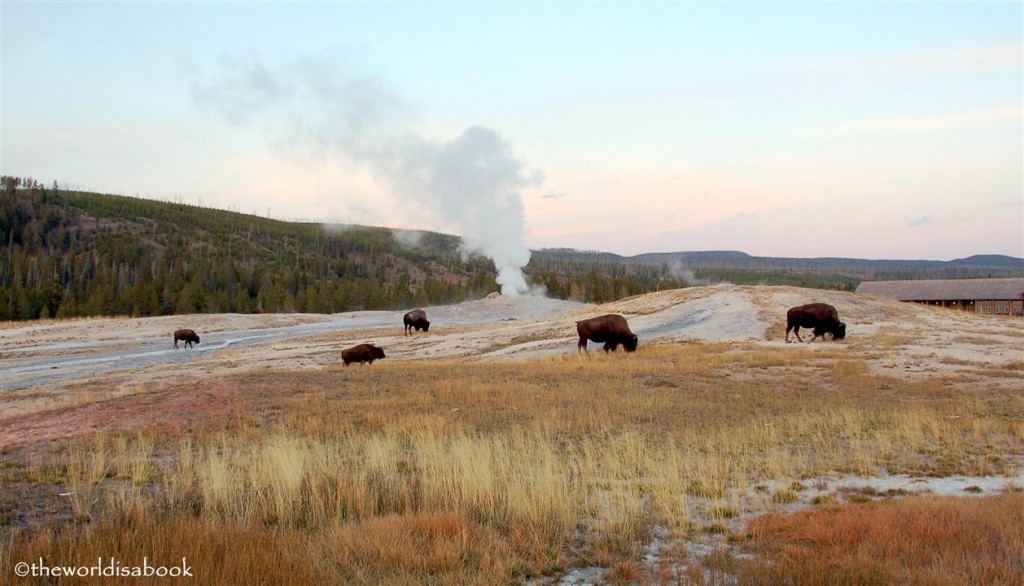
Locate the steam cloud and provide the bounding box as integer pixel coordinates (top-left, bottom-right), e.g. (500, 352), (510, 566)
(192, 54), (542, 296)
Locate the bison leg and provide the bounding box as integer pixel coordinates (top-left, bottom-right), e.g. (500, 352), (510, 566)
(810, 326), (830, 342)
(788, 326), (803, 343)
(578, 336), (589, 353)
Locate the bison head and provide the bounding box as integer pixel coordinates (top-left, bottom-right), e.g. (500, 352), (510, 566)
(834, 322), (846, 340)
(422, 321), (430, 332)
(374, 346), (386, 359)
(624, 335), (639, 352)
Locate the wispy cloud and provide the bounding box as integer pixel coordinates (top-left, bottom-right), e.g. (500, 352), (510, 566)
(817, 105), (1022, 137)
(995, 199), (1024, 210)
(541, 191), (568, 200)
(908, 216), (935, 227)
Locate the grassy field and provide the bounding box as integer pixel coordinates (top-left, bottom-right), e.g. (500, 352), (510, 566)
(2, 341), (1023, 584)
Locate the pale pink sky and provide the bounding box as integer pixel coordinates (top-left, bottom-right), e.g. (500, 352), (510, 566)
(5, 3), (1022, 260)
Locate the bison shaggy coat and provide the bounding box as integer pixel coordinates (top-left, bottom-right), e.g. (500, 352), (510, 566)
(342, 343), (386, 366)
(786, 303), (846, 343)
(173, 329), (200, 349)
(403, 309), (430, 336)
(576, 314), (639, 353)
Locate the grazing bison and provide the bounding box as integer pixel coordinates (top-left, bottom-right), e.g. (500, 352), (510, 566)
(173, 329), (200, 349)
(576, 314), (639, 353)
(342, 343), (386, 366)
(785, 303), (846, 343)
(403, 309), (430, 336)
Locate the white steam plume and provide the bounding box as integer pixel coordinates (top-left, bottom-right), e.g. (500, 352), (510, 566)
(192, 54), (541, 296)
(375, 127), (541, 295)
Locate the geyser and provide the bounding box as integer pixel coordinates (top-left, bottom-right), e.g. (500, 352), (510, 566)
(193, 54), (542, 296)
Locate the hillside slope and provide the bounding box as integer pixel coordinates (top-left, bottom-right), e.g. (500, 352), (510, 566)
(1, 186), (499, 320)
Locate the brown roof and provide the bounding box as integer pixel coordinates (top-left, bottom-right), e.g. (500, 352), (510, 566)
(855, 278), (1024, 301)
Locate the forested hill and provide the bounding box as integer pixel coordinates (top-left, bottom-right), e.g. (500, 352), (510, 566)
(1, 182), (501, 320)
(3, 179), (1022, 321)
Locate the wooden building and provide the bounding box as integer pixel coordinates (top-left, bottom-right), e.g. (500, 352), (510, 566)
(855, 278), (1024, 317)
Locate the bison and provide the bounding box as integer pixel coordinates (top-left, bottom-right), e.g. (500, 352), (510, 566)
(173, 328), (200, 349)
(576, 314), (638, 353)
(403, 309), (430, 336)
(342, 343), (386, 366)
(785, 303), (846, 343)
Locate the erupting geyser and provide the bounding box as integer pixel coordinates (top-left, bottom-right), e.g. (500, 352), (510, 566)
(378, 126), (541, 297)
(194, 54), (542, 296)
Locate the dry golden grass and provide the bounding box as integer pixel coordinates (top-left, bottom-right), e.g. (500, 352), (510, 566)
(2, 342), (1023, 584)
(739, 493), (1024, 585)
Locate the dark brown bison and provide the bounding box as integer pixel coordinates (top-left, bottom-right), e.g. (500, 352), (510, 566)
(785, 303), (846, 343)
(173, 329), (200, 349)
(342, 343), (386, 366)
(576, 314), (638, 353)
(403, 309), (430, 336)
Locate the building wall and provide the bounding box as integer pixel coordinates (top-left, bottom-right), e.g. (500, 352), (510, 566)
(912, 299), (1023, 316)
(972, 300), (1023, 316)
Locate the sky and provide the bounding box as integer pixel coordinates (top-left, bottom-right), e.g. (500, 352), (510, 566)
(3, 1), (1022, 261)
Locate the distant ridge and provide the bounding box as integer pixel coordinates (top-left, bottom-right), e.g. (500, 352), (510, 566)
(530, 247), (1024, 292)
(947, 255), (1024, 268)
(536, 247), (1024, 273)
(633, 250), (753, 262)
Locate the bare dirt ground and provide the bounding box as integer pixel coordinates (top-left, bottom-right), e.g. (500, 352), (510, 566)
(2, 285), (1022, 452)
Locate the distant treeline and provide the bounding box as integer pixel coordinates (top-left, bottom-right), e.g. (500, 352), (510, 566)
(529, 252), (860, 294)
(536, 247), (1024, 290)
(3, 177), (1021, 321)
